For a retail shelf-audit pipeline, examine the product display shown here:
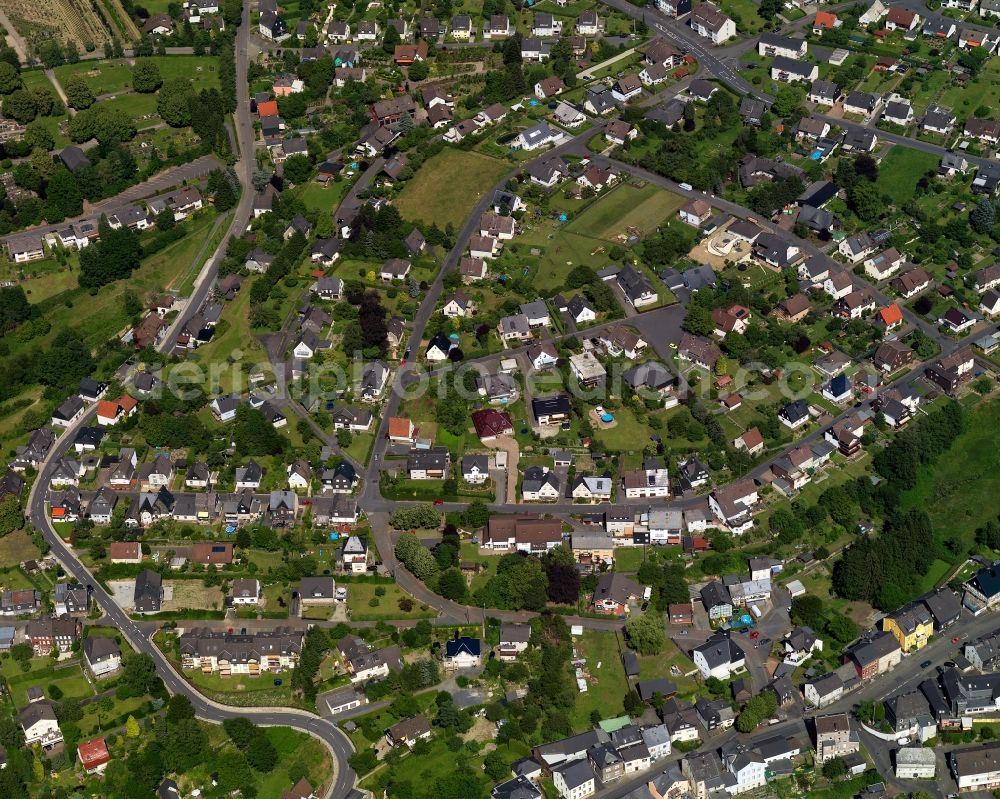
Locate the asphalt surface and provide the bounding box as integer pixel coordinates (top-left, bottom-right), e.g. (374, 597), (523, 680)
(26, 409), (357, 798)
(20, 6), (358, 797)
(160, 3), (258, 353)
(0, 155), (224, 246)
(22, 4), (1000, 797)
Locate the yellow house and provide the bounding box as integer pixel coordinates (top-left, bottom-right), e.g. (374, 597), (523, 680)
(882, 604), (934, 651)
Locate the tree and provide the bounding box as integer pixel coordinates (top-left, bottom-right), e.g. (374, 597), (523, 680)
(462, 500), (490, 529)
(772, 85), (804, 117)
(23, 121), (54, 151)
(822, 756), (847, 780)
(157, 78), (194, 127)
(132, 60), (163, 92)
(125, 715), (140, 738)
(408, 60), (430, 81)
(0, 495), (23, 536)
(3, 89), (36, 123)
(682, 304), (714, 336)
(483, 750), (510, 781)
(0, 62), (20, 94)
(121, 652), (160, 696)
(623, 689), (644, 715)
(971, 197), (995, 234)
(64, 77), (95, 110)
(44, 169), (83, 220)
(283, 153), (312, 184)
(216, 750), (254, 792)
(437, 567), (466, 601)
(736, 691), (778, 732)
(382, 23), (401, 53)
(848, 179), (882, 220)
(166, 694), (195, 723)
(624, 612), (665, 655)
(246, 732), (278, 772)
(232, 405), (285, 456)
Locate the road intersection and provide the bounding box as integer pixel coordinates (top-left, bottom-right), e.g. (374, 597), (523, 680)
(21, 2), (1000, 797)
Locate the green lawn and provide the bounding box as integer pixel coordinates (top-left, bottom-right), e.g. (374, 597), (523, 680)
(298, 179), (352, 214)
(613, 547), (646, 572)
(144, 210), (219, 294)
(54, 55), (220, 96)
(345, 582), (436, 621)
(394, 149), (510, 230)
(591, 406), (653, 452)
(569, 631), (629, 730)
(901, 399), (1000, 552)
(101, 92), (160, 125)
(875, 146), (940, 206)
(565, 182), (687, 242)
(916, 558), (952, 594)
(344, 431), (375, 466)
(938, 59), (1000, 121)
(10, 665), (95, 707)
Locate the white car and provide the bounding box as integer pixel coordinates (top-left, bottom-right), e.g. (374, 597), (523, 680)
(335, 587), (348, 602)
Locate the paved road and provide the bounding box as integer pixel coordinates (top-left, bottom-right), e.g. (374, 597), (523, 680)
(25, 405), (357, 799)
(598, 0), (764, 99)
(160, 1), (258, 352)
(18, 6), (359, 797)
(1, 155), (224, 246)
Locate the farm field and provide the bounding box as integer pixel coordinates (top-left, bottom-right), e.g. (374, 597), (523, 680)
(394, 149), (510, 230)
(875, 147), (939, 206)
(7, 0), (114, 54)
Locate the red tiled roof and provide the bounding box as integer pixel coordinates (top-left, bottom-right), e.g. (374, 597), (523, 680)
(878, 303), (903, 326)
(78, 737), (110, 769)
(471, 409), (513, 439)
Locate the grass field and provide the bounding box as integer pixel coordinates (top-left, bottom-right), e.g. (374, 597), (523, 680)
(901, 399), (1000, 551)
(101, 91), (160, 125)
(10, 665), (95, 706)
(938, 59), (1000, 120)
(565, 183), (686, 242)
(569, 630), (629, 730)
(20, 69), (59, 95)
(298, 179), (352, 215)
(394, 149), (510, 230)
(522, 182), (684, 293)
(875, 147), (940, 206)
(592, 406), (655, 453)
(54, 55), (220, 96)
(613, 547), (646, 572)
(0, 529), (41, 569)
(345, 582), (436, 621)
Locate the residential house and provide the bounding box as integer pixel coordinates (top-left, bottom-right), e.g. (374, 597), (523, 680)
(689, 4), (736, 43)
(845, 631), (902, 679)
(444, 636), (482, 669)
(692, 631), (746, 680)
(814, 713), (859, 764)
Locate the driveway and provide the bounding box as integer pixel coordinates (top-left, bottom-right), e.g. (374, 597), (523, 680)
(479, 434), (519, 504)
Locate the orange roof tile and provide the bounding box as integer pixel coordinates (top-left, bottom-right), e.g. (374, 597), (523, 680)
(96, 400), (119, 419)
(117, 395), (138, 413)
(387, 417), (413, 438)
(258, 100), (279, 118)
(879, 303), (903, 326)
(814, 11), (837, 28)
